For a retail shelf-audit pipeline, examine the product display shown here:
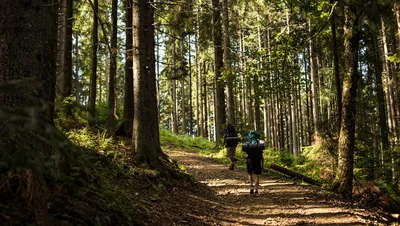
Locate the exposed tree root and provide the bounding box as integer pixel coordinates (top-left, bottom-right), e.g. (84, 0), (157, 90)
(0, 168), (50, 225)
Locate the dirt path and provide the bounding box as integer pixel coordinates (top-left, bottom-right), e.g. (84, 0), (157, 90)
(166, 149), (388, 226)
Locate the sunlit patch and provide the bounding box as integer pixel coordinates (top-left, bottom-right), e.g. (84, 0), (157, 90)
(166, 144), (379, 226)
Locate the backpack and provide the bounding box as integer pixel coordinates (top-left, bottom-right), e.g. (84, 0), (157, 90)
(224, 126), (239, 147)
(243, 130), (263, 159)
(246, 130), (260, 144)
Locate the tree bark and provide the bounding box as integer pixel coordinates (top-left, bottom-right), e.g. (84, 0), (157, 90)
(0, 1), (58, 223)
(372, 33), (389, 152)
(395, 0), (400, 53)
(330, 0), (342, 132)
(197, 59), (203, 136)
(172, 79), (178, 133)
(188, 35), (193, 135)
(132, 0), (162, 164)
(172, 41), (178, 134)
(309, 18), (320, 144)
(332, 1), (361, 198)
(392, 0), (400, 183)
(116, 0), (134, 137)
(222, 0), (235, 126)
(89, 0), (99, 126)
(195, 4), (203, 137)
(270, 163), (319, 185)
(181, 79), (187, 134)
(381, 17), (397, 182)
(211, 0), (226, 145)
(203, 67), (209, 138)
(292, 82), (300, 155)
(74, 34), (80, 104)
(305, 48), (312, 145)
(57, 0), (73, 105)
(107, 0), (118, 132)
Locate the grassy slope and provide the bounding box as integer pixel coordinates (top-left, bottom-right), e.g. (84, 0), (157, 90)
(46, 126), (219, 225)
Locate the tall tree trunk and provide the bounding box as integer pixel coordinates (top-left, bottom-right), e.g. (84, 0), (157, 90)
(284, 93), (290, 151)
(305, 48), (312, 145)
(381, 17), (396, 182)
(288, 91), (293, 153)
(103, 55), (109, 102)
(247, 77), (254, 128)
(331, 0), (342, 132)
(298, 71), (304, 147)
(211, 0), (226, 145)
(89, 0), (98, 126)
(254, 12), (262, 133)
(271, 97), (277, 148)
(278, 97), (285, 149)
(309, 18), (320, 143)
(74, 34), (80, 104)
(239, 29), (247, 125)
(264, 99), (270, 143)
(172, 80), (178, 133)
(222, 0), (235, 126)
(156, 29), (160, 123)
(395, 0), (400, 53)
(195, 3), (203, 137)
(332, 1), (361, 198)
(372, 34), (389, 152)
(393, 0), (400, 183)
(292, 81), (300, 155)
(180, 39), (187, 135)
(0, 1), (58, 223)
(203, 68), (209, 138)
(188, 35), (193, 135)
(116, 0), (134, 137)
(107, 0), (118, 132)
(57, 0), (73, 115)
(273, 93), (279, 148)
(212, 84), (216, 141)
(197, 58), (203, 136)
(181, 79), (187, 134)
(254, 74), (261, 132)
(132, 0), (162, 164)
(172, 41), (178, 134)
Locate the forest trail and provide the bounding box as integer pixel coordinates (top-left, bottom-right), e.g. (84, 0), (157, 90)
(165, 148), (388, 226)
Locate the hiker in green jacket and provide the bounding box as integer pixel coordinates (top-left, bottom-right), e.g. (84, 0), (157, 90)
(243, 130), (264, 195)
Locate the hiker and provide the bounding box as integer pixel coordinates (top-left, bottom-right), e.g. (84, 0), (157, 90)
(223, 124), (240, 170)
(242, 130), (265, 195)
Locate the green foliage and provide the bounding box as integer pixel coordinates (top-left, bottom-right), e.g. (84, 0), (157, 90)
(94, 101), (109, 126)
(62, 129), (137, 224)
(387, 54), (400, 64)
(55, 95), (75, 118)
(59, 126), (187, 225)
(263, 148), (295, 167)
(160, 128), (215, 151)
(262, 146), (332, 185)
(67, 128), (97, 149)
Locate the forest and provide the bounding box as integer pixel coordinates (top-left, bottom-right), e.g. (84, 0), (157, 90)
(2, 0), (400, 225)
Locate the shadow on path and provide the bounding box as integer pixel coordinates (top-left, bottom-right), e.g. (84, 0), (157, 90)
(166, 149), (389, 226)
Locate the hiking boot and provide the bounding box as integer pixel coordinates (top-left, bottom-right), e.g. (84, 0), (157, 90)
(250, 186), (254, 194)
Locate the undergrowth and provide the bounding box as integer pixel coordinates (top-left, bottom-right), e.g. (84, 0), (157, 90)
(50, 125), (201, 225)
(0, 113), (204, 225)
(160, 128), (215, 151)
